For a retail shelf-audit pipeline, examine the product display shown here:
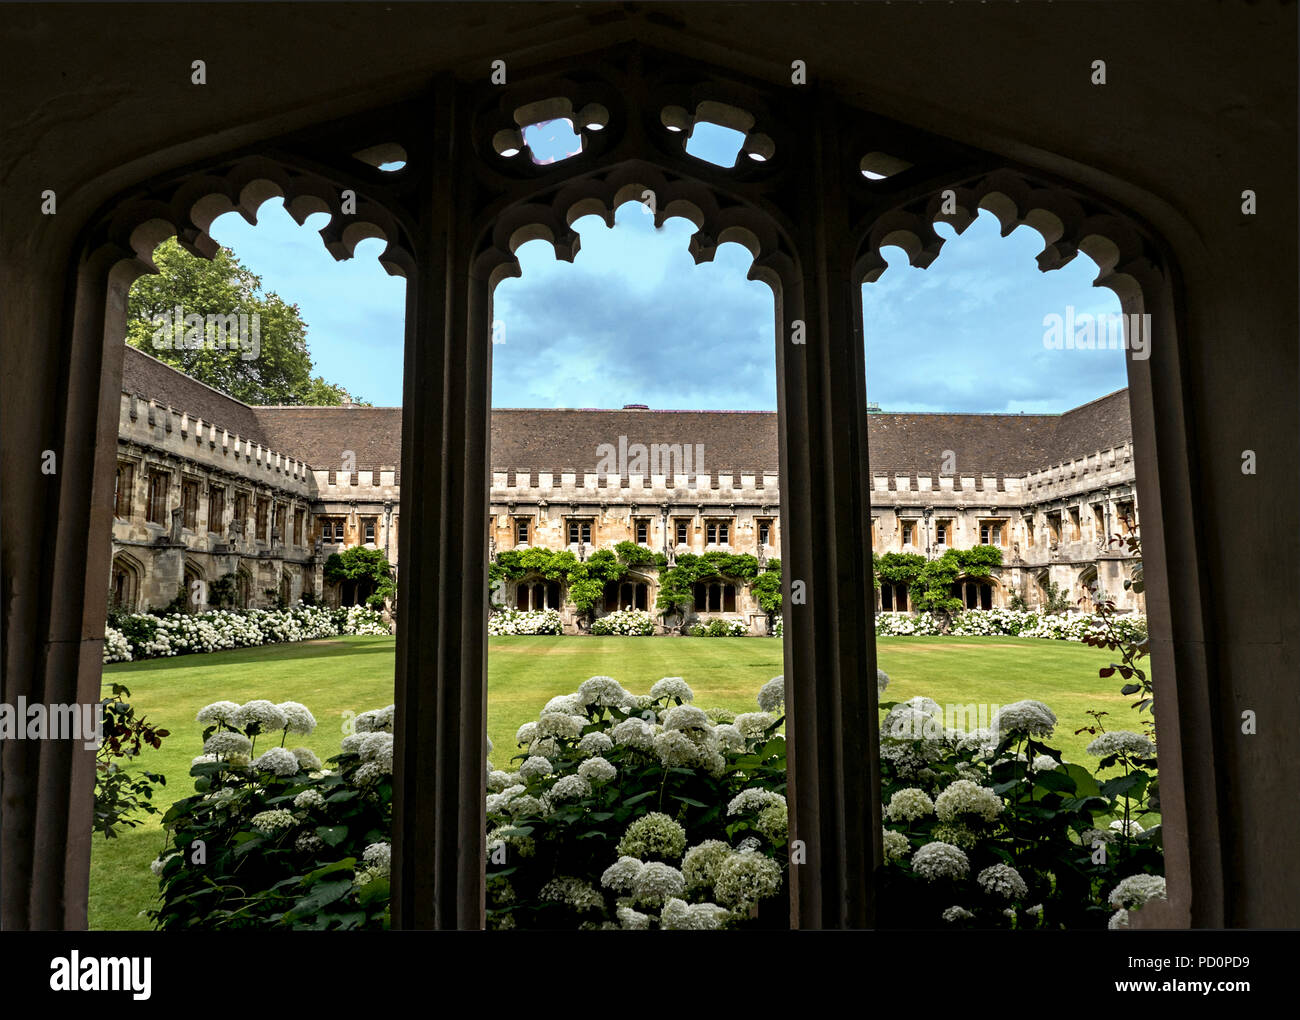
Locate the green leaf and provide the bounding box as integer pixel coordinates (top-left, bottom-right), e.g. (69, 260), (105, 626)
(286, 879), (353, 918)
(315, 825), (349, 847)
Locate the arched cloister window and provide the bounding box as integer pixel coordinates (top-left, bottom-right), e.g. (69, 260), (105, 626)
(515, 578), (563, 611)
(880, 581), (909, 613)
(35, 41), (1206, 940)
(603, 579), (649, 612)
(109, 553), (142, 612)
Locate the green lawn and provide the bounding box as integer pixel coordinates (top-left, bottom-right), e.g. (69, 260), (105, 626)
(92, 633), (1138, 930)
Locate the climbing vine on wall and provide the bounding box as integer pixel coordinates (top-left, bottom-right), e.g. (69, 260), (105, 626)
(873, 545), (1004, 614)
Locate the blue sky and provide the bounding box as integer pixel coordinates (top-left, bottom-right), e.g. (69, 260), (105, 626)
(206, 124), (1127, 413)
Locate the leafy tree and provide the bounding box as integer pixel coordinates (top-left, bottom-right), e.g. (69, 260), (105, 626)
(125, 237), (366, 406)
(324, 547), (392, 605)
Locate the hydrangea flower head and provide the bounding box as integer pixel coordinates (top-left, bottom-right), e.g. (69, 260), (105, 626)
(757, 676), (785, 713)
(662, 704), (711, 732)
(632, 861), (686, 905)
(577, 756), (617, 783)
(618, 812), (687, 860)
(977, 863), (1029, 900)
(252, 747), (300, 776)
(934, 780), (1003, 823)
(885, 787), (935, 823)
(911, 841), (970, 881)
(1086, 730), (1156, 759)
(713, 852), (782, 910)
(991, 700), (1057, 738)
(235, 700), (288, 733)
(196, 701), (241, 726)
(578, 675), (628, 708)
(276, 701), (317, 735)
(649, 677), (694, 703)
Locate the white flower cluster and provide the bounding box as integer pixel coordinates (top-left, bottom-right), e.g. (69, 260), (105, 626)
(488, 608), (564, 635)
(873, 608), (1147, 644)
(101, 604), (391, 662)
(911, 841), (971, 881)
(934, 780), (1003, 823)
(991, 700), (1057, 738)
(757, 676), (785, 713)
(1108, 873), (1166, 909)
(589, 609), (656, 636)
(885, 787), (935, 823)
(1086, 730), (1156, 759)
(103, 627), (133, 663)
(977, 863), (1029, 900)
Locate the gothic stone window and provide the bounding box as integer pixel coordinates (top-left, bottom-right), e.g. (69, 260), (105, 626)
(114, 461), (134, 519)
(363, 517), (377, 544)
(515, 518), (530, 546)
(567, 520), (592, 545)
(180, 478), (200, 530)
(146, 469), (169, 525)
(635, 518), (649, 545)
(1047, 511), (1063, 544)
(255, 497), (270, 541)
(207, 485), (225, 536)
(294, 508), (305, 545)
(979, 520), (1005, 546)
(705, 520), (730, 545)
(758, 519), (772, 546)
(935, 519), (951, 546)
(1025, 514), (1035, 546)
(953, 580), (994, 610)
(274, 504), (288, 540)
(234, 491), (248, 528)
(694, 581), (736, 612)
(675, 519), (690, 545)
(1115, 500), (1136, 535)
(1068, 506), (1082, 542)
(901, 519), (917, 547)
(1091, 503), (1106, 539)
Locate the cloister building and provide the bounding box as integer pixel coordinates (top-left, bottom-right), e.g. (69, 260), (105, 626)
(112, 344), (1141, 629)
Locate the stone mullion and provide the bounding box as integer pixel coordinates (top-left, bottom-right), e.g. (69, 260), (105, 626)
(391, 81), (489, 930)
(777, 93), (881, 929)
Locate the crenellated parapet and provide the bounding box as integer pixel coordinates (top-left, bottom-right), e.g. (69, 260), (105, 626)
(119, 391), (314, 496)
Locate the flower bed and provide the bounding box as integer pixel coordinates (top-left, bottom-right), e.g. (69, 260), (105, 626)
(589, 608), (655, 636)
(149, 669), (1163, 930)
(487, 674), (789, 929)
(488, 608), (564, 636)
(150, 697), (393, 930)
(103, 604), (390, 663)
(688, 617), (748, 637)
(879, 608), (1146, 643)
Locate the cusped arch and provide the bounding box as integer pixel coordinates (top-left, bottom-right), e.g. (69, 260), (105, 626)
(475, 157), (796, 294)
(89, 154), (418, 294)
(853, 167), (1165, 309)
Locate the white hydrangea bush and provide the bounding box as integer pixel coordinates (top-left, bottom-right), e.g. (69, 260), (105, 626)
(488, 608), (564, 635)
(102, 604), (391, 663)
(877, 680), (1163, 930)
(486, 674), (789, 930)
(589, 608), (656, 636)
(152, 695), (395, 930)
(876, 608), (1147, 644)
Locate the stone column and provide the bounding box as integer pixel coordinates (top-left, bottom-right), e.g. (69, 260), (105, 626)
(776, 91), (882, 929)
(390, 79), (489, 929)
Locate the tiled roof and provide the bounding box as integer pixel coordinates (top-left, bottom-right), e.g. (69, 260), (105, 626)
(120, 345), (1132, 481)
(121, 345), (271, 445)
